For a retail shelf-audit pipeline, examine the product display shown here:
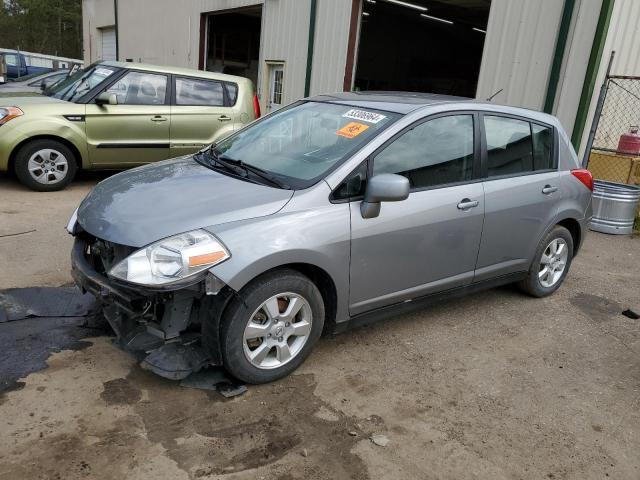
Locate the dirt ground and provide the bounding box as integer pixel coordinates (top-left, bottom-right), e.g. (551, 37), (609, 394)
(1, 173), (639, 480)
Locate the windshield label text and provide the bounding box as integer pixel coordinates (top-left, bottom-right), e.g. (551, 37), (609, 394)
(342, 109), (386, 124)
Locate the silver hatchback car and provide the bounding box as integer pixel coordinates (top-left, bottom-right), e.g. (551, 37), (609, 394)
(69, 92), (593, 384)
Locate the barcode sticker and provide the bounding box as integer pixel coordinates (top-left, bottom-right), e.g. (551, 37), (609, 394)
(342, 109), (387, 124)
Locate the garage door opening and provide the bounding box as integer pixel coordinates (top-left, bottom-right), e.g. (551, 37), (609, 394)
(354, 0), (491, 98)
(203, 6), (262, 87)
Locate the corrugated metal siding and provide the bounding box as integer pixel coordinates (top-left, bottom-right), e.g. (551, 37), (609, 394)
(260, 0), (311, 104)
(476, 0), (564, 109)
(309, 0), (353, 95)
(553, 0), (602, 136)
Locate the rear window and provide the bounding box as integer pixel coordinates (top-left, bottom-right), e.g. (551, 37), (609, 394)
(175, 77), (225, 106)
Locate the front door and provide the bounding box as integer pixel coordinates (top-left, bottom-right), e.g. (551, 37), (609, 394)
(349, 113), (485, 316)
(170, 76), (236, 157)
(267, 63), (284, 113)
(474, 114), (560, 281)
(85, 70), (170, 167)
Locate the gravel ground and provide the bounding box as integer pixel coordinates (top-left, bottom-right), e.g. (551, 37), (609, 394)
(0, 173), (639, 480)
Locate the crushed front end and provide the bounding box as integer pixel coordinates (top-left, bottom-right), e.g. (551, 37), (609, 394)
(70, 232), (231, 380)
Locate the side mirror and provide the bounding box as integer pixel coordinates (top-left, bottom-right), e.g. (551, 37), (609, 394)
(361, 173), (410, 219)
(95, 92), (118, 106)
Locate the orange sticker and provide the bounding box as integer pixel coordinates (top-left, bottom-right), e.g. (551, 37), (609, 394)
(336, 122), (370, 139)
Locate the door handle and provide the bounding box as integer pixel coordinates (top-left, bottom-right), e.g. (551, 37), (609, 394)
(218, 115), (232, 122)
(542, 185), (558, 195)
(457, 198), (479, 210)
(151, 116), (167, 122)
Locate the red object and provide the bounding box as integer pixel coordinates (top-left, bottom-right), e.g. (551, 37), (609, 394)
(253, 94), (261, 119)
(571, 169), (594, 191)
(617, 126), (640, 155)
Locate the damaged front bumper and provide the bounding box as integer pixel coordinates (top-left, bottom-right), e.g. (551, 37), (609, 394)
(70, 237), (231, 379)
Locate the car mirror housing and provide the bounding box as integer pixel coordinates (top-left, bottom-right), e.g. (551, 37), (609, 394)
(96, 92), (118, 106)
(361, 173), (410, 219)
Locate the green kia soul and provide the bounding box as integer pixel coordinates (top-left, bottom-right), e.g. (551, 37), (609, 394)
(0, 61), (260, 191)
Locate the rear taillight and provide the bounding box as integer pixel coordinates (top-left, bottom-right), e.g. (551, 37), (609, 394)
(571, 169), (594, 191)
(253, 94), (261, 119)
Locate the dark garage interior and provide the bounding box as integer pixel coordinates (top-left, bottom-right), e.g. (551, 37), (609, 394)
(204, 6), (262, 87)
(354, 0), (491, 98)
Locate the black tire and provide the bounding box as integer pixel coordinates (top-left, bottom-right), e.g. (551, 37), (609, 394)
(212, 269), (325, 384)
(518, 225), (574, 298)
(14, 139), (78, 191)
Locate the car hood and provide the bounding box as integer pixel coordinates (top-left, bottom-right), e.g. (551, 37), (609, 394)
(77, 156), (295, 247)
(0, 94), (69, 110)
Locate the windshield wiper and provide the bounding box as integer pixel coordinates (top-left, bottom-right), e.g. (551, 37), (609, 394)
(219, 155), (291, 190)
(195, 148), (243, 177)
(197, 148), (290, 189)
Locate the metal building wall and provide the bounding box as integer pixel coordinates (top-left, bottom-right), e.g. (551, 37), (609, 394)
(553, 0), (603, 137)
(259, 0), (311, 104)
(82, 0), (117, 63)
(309, 0), (353, 96)
(475, 0), (565, 109)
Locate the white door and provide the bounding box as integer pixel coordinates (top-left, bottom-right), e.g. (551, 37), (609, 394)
(267, 64), (284, 112)
(101, 27), (117, 61)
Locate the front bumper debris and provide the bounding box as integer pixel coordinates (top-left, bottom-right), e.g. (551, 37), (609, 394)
(70, 237), (229, 380)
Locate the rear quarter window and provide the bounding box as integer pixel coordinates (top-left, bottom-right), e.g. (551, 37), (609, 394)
(225, 82), (239, 106)
(484, 115), (556, 177)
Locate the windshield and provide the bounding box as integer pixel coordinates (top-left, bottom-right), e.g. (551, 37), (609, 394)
(47, 64), (118, 102)
(212, 101), (400, 188)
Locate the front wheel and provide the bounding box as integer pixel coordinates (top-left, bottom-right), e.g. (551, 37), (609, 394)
(14, 139), (77, 191)
(212, 270), (325, 384)
(518, 225), (574, 297)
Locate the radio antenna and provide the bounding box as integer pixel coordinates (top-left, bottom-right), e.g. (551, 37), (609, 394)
(486, 88), (503, 102)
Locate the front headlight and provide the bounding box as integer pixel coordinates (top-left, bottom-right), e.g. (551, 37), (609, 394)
(0, 107), (24, 125)
(109, 229), (229, 286)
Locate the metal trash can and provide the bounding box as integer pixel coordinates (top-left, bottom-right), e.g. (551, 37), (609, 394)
(590, 180), (640, 234)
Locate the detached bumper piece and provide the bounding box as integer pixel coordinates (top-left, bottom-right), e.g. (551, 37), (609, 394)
(71, 238), (219, 381)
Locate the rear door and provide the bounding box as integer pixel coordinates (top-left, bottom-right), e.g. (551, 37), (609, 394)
(348, 113), (485, 315)
(85, 70), (170, 167)
(474, 114), (559, 281)
(169, 76), (236, 157)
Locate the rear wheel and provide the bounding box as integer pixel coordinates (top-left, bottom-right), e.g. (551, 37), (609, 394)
(213, 270), (325, 384)
(14, 139), (77, 191)
(518, 225), (573, 297)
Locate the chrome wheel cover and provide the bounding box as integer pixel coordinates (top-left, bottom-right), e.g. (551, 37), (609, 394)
(243, 292), (313, 370)
(538, 238), (569, 288)
(27, 148), (69, 185)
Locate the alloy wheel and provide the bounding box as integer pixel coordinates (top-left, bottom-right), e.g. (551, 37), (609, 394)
(242, 292), (313, 369)
(538, 238), (568, 288)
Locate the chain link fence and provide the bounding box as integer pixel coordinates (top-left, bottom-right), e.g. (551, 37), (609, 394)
(587, 75), (640, 185)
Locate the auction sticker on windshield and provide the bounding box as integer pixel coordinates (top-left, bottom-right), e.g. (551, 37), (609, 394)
(337, 122), (370, 139)
(342, 109), (387, 124)
(95, 67), (115, 77)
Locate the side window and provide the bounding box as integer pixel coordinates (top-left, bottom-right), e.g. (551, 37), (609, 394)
(484, 116), (533, 177)
(333, 162), (368, 200)
(175, 77), (225, 106)
(5, 54), (18, 66)
(226, 83), (239, 106)
(532, 124), (554, 170)
(105, 71), (167, 105)
(373, 114), (474, 189)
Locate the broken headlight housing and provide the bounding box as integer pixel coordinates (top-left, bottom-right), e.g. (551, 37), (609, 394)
(109, 229), (229, 287)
